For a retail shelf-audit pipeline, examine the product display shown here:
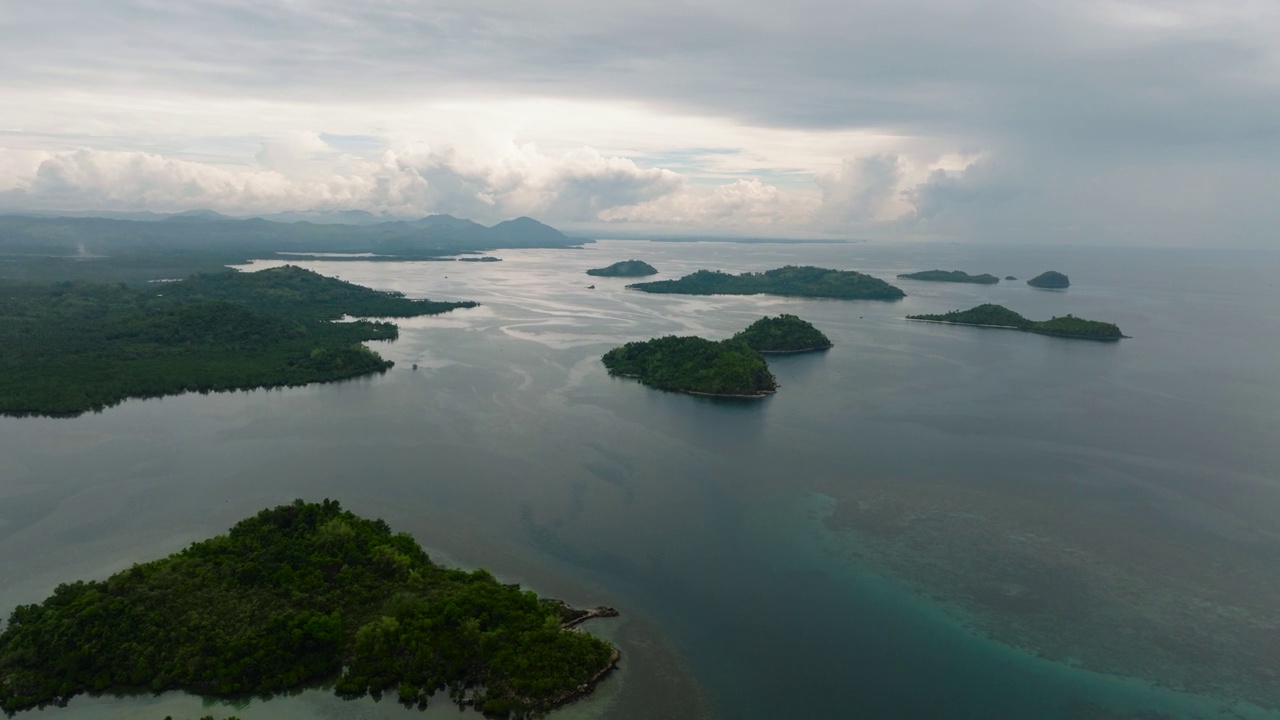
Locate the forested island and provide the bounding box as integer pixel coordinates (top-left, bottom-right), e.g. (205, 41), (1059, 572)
(586, 260), (658, 277)
(628, 266), (904, 300)
(896, 270), (999, 285)
(1005, 275), (1017, 280)
(907, 304), (1124, 340)
(0, 500), (618, 718)
(734, 315), (833, 353)
(0, 266), (477, 416)
(1027, 271), (1070, 288)
(602, 336), (777, 397)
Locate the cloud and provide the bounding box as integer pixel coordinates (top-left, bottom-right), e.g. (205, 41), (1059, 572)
(0, 141), (687, 223)
(600, 178), (816, 229)
(0, 0), (1278, 244)
(814, 156), (906, 228)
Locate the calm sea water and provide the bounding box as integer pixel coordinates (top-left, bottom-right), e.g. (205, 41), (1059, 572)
(2, 240), (1278, 720)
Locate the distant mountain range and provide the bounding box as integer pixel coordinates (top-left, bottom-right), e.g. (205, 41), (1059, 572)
(0, 211), (587, 257)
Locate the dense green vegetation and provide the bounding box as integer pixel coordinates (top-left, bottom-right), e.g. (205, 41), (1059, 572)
(733, 314), (832, 352)
(896, 270), (999, 284)
(602, 336), (777, 396)
(1027, 270), (1070, 288)
(628, 265), (905, 300)
(907, 304), (1124, 340)
(586, 260), (658, 277)
(0, 266), (477, 416)
(0, 500), (617, 718)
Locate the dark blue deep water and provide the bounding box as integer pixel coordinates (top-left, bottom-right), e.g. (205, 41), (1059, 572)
(2, 241), (1278, 719)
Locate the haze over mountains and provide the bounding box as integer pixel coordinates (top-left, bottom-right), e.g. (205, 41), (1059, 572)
(0, 212), (585, 258)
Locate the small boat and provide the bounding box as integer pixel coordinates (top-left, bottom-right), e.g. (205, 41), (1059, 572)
(587, 284), (595, 289)
(412, 363), (418, 370)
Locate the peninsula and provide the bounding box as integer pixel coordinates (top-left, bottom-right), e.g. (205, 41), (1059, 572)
(907, 304), (1124, 340)
(0, 500), (618, 719)
(1027, 271), (1070, 288)
(0, 265), (477, 417)
(602, 336), (777, 397)
(734, 314), (833, 353)
(629, 266), (905, 300)
(897, 270), (999, 285)
(586, 259), (658, 277)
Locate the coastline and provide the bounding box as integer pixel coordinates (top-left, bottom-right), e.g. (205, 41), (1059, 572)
(757, 345), (833, 354)
(905, 317), (1125, 341)
(610, 372), (777, 398)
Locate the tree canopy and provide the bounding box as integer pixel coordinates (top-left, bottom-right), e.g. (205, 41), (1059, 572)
(629, 266), (905, 300)
(896, 270), (999, 284)
(907, 303), (1123, 340)
(586, 260), (658, 277)
(0, 500), (617, 719)
(1027, 271), (1070, 288)
(602, 336), (777, 396)
(733, 314), (833, 352)
(0, 266), (477, 416)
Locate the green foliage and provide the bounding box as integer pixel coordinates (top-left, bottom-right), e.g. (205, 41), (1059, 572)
(601, 336), (777, 396)
(0, 501), (616, 719)
(733, 314), (832, 352)
(161, 266), (477, 321)
(907, 303), (1123, 340)
(628, 265), (905, 300)
(1027, 270), (1070, 288)
(0, 266), (477, 416)
(896, 270), (999, 284)
(585, 260), (658, 277)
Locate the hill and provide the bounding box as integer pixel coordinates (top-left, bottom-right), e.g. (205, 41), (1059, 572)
(907, 303), (1123, 340)
(897, 270), (999, 284)
(734, 315), (832, 352)
(586, 260), (658, 277)
(629, 266), (904, 300)
(0, 500), (617, 718)
(602, 336), (777, 396)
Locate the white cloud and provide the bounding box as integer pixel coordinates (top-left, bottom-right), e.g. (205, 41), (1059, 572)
(600, 178), (817, 229)
(0, 1), (1277, 244)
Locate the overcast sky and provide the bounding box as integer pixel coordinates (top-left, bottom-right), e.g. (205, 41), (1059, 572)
(1, 0), (1277, 245)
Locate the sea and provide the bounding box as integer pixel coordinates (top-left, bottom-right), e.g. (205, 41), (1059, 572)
(1, 239), (1278, 720)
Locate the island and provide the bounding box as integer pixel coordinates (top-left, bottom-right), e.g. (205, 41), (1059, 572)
(601, 336), (777, 397)
(1027, 270), (1070, 288)
(0, 265), (478, 417)
(628, 266), (905, 300)
(586, 259), (658, 277)
(1005, 275), (1017, 280)
(734, 314), (833, 353)
(896, 270), (999, 285)
(907, 303), (1124, 340)
(456, 256), (501, 262)
(0, 500), (618, 719)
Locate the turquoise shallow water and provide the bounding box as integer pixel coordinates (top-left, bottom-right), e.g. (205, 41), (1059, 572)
(2, 240), (1278, 719)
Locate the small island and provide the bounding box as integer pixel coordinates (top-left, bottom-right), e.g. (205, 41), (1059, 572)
(907, 303), (1124, 340)
(1027, 270), (1070, 288)
(629, 266), (904, 300)
(586, 259), (658, 277)
(602, 336), (777, 397)
(896, 270), (999, 285)
(0, 500), (618, 719)
(1005, 275), (1017, 280)
(734, 314), (833, 353)
(456, 255), (501, 262)
(0, 266), (477, 417)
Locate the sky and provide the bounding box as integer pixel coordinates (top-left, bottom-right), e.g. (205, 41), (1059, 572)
(1, 0), (1278, 245)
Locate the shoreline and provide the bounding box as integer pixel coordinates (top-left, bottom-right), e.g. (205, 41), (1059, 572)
(757, 344), (833, 354)
(611, 372), (777, 398)
(905, 317), (1126, 341)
